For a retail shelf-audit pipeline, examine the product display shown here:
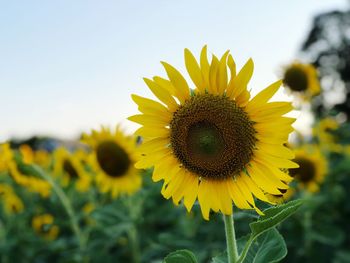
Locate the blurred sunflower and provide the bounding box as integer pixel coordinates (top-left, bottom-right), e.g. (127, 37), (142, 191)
(1, 144), (51, 198)
(19, 144), (51, 168)
(129, 46), (297, 220)
(0, 143), (13, 173)
(53, 147), (91, 192)
(32, 214), (59, 240)
(0, 183), (24, 215)
(267, 187), (295, 204)
(282, 62), (320, 98)
(82, 127), (141, 197)
(313, 117), (339, 144)
(289, 145), (327, 193)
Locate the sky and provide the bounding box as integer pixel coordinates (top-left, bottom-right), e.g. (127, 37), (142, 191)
(0, 0), (348, 141)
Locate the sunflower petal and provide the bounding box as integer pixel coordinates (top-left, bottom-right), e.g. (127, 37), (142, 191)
(161, 62), (190, 103)
(185, 48), (205, 93)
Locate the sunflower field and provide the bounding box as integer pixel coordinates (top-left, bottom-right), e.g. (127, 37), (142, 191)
(1, 2), (350, 263)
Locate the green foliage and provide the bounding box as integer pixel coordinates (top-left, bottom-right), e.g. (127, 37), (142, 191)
(163, 249), (197, 263)
(250, 199), (303, 237)
(238, 228), (287, 263)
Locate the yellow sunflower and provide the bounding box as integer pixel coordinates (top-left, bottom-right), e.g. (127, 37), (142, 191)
(313, 117), (339, 144)
(19, 144), (51, 168)
(0, 143), (13, 173)
(32, 214), (59, 240)
(267, 187), (295, 204)
(82, 126), (142, 197)
(53, 147), (91, 192)
(1, 143), (51, 197)
(289, 145), (327, 193)
(0, 183), (24, 215)
(282, 62), (320, 98)
(129, 46), (297, 220)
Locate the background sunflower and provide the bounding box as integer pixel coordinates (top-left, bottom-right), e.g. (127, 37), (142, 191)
(82, 127), (141, 197)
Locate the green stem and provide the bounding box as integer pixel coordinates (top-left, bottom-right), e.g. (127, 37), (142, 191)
(128, 226), (141, 263)
(32, 165), (86, 252)
(236, 236), (254, 263)
(124, 196), (141, 263)
(223, 214), (239, 263)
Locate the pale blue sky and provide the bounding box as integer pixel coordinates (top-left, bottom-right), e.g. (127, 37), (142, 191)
(0, 0), (348, 141)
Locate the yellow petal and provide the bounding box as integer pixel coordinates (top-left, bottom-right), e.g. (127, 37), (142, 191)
(134, 126), (169, 138)
(143, 78), (178, 111)
(161, 62), (190, 103)
(228, 58), (253, 103)
(227, 179), (251, 209)
(128, 114), (168, 127)
(131, 94), (171, 120)
(153, 76), (176, 97)
(216, 180), (232, 215)
(208, 55), (219, 94)
(184, 48), (205, 93)
(200, 45), (210, 90)
(246, 164), (283, 194)
(198, 179), (211, 220)
(257, 142), (294, 159)
(134, 149), (171, 169)
(240, 173), (271, 203)
(216, 50), (230, 95)
(183, 173), (199, 212)
(250, 102), (293, 118)
(138, 138), (169, 155)
(246, 80), (282, 112)
(254, 152), (299, 169)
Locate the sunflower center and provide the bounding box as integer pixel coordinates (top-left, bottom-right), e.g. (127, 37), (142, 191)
(170, 94), (256, 180)
(289, 158), (316, 183)
(96, 141), (130, 177)
(63, 159), (79, 179)
(283, 67), (308, 91)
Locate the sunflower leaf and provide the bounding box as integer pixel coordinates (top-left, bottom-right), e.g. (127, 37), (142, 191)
(250, 199), (303, 237)
(238, 228), (287, 263)
(211, 252), (227, 263)
(163, 249), (198, 263)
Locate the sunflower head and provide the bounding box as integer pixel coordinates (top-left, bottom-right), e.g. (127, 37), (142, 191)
(129, 46), (297, 220)
(282, 62), (320, 98)
(81, 126), (142, 197)
(0, 184), (24, 215)
(32, 214), (59, 241)
(289, 145), (327, 193)
(313, 117), (339, 144)
(0, 143), (13, 172)
(53, 147), (91, 192)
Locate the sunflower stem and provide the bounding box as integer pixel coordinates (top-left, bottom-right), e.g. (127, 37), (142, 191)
(223, 214), (239, 263)
(32, 165), (86, 255)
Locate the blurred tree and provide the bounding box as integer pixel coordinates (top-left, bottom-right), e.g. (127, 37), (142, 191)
(301, 7), (350, 119)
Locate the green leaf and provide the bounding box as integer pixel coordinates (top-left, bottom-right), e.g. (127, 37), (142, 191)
(211, 252), (227, 263)
(163, 249), (198, 263)
(241, 228), (287, 263)
(250, 199), (303, 237)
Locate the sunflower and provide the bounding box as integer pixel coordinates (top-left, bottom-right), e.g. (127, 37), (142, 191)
(53, 147), (91, 192)
(282, 62), (320, 98)
(0, 143), (13, 173)
(267, 187), (295, 204)
(82, 126), (142, 197)
(19, 144), (51, 168)
(1, 143), (51, 197)
(32, 214), (59, 240)
(313, 117), (339, 144)
(0, 183), (24, 215)
(289, 145), (327, 193)
(129, 46), (297, 220)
